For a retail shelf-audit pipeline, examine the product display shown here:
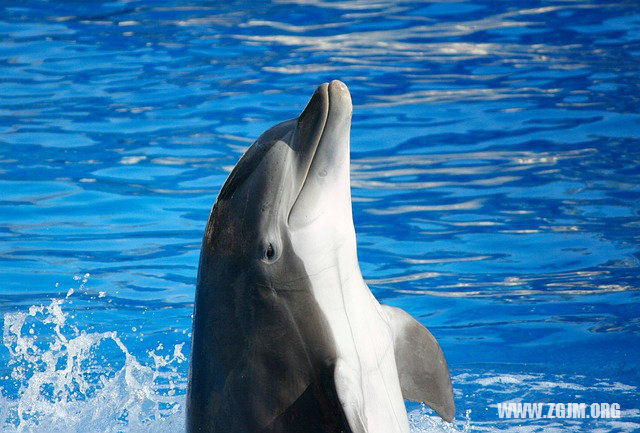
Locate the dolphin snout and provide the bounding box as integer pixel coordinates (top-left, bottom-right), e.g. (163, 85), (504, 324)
(328, 80), (352, 116)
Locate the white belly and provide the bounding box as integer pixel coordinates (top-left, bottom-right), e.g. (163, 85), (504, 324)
(292, 227), (410, 432)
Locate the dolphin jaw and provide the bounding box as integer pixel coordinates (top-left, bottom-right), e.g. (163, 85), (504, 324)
(288, 80), (353, 230)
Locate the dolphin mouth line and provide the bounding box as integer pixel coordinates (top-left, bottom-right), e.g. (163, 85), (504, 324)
(287, 84), (331, 226)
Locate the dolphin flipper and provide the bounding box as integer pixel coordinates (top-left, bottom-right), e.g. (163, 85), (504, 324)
(382, 305), (455, 422)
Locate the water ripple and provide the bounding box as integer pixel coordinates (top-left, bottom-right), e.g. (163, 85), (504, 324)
(1, 0), (639, 430)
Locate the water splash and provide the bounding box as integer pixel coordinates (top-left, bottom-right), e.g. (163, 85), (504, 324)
(409, 404), (472, 433)
(0, 277), (186, 433)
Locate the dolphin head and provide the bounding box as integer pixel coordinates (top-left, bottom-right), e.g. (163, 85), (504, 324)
(204, 80), (354, 274)
(189, 81), (355, 432)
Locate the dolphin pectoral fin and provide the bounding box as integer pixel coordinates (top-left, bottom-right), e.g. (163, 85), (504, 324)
(382, 305), (455, 422)
(332, 360), (368, 433)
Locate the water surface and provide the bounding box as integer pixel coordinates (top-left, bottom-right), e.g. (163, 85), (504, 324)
(1, 1), (639, 432)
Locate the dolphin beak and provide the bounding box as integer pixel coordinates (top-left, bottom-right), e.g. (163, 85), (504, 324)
(288, 81), (353, 228)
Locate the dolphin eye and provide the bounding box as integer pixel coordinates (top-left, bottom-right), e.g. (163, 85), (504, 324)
(261, 241), (279, 263)
(266, 243), (275, 260)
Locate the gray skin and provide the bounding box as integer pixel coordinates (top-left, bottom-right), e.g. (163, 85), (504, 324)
(187, 81), (454, 433)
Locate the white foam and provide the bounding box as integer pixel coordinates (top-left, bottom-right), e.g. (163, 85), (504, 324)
(1, 294), (186, 433)
(408, 405), (472, 433)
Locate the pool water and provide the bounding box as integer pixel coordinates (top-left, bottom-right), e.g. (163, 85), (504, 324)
(1, 1), (639, 432)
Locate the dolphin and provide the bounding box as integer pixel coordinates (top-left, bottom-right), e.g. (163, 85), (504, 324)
(187, 80), (454, 433)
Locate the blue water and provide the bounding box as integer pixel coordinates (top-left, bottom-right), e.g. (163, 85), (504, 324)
(1, 1), (639, 432)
